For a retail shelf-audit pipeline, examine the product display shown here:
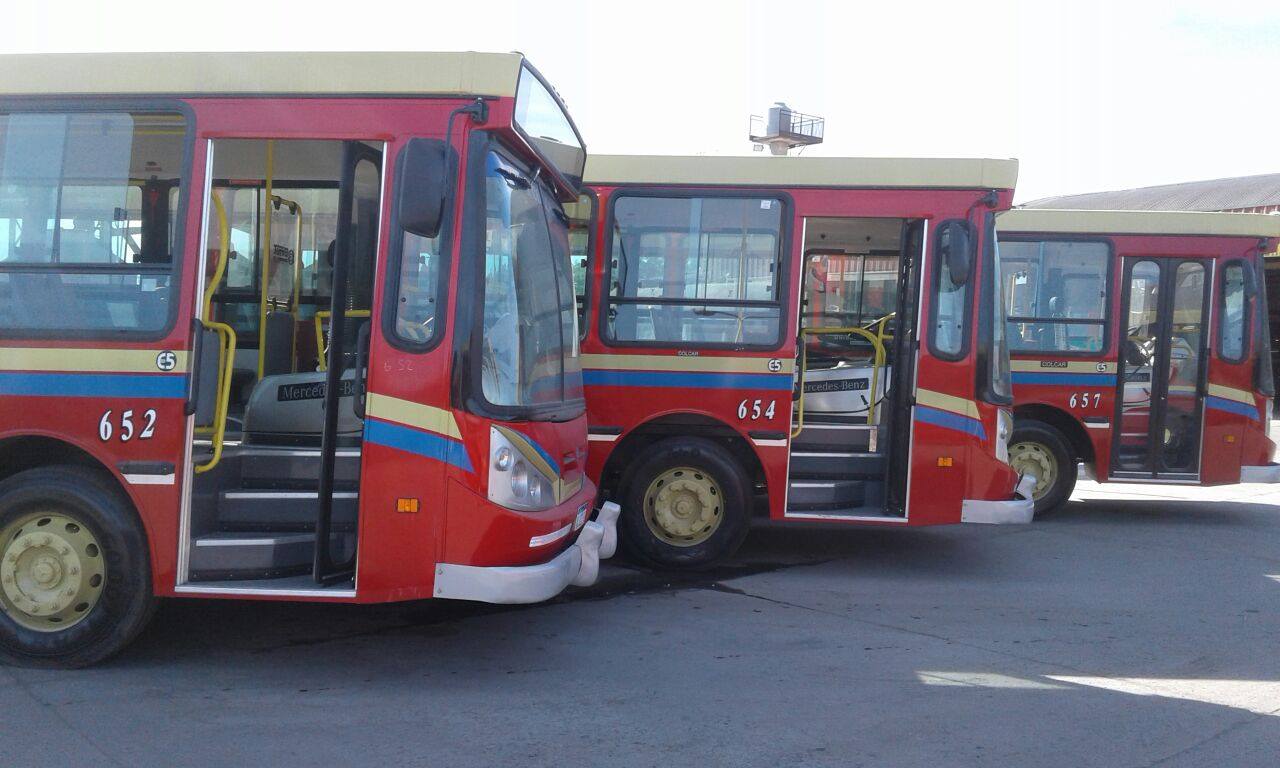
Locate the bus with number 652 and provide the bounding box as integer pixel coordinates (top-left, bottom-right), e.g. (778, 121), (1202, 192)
(0, 52), (618, 667)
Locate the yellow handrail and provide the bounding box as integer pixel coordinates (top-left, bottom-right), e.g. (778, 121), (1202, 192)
(314, 310), (372, 371)
(194, 322), (237, 474)
(792, 326), (887, 439)
(201, 192), (229, 320)
(195, 191), (237, 473)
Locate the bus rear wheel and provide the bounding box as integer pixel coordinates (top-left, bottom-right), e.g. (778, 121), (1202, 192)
(1008, 421), (1077, 517)
(619, 437), (750, 570)
(0, 467), (155, 668)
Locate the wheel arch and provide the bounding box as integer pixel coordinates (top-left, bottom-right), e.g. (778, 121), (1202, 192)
(1013, 403), (1095, 465)
(598, 412), (767, 515)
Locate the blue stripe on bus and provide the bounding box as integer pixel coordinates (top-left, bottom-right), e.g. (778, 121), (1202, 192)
(1011, 372), (1117, 387)
(1205, 395), (1260, 421)
(363, 417), (474, 472)
(582, 369), (793, 391)
(914, 405), (987, 440)
(0, 371), (187, 399)
(521, 431), (560, 474)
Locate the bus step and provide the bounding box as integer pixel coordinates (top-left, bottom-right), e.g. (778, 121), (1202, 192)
(187, 531), (353, 581)
(237, 446), (362, 488)
(216, 490), (359, 532)
(787, 479), (866, 511)
(788, 451), (886, 480)
(790, 422), (874, 453)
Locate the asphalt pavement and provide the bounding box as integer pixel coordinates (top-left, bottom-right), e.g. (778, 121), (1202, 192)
(3, 479), (1279, 767)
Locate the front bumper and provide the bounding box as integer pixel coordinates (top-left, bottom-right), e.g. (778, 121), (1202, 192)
(433, 502), (620, 604)
(1241, 464), (1280, 483)
(960, 473), (1036, 524)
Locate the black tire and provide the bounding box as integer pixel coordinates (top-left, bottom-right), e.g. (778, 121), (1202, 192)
(0, 466), (156, 668)
(618, 437), (751, 570)
(1010, 421), (1077, 517)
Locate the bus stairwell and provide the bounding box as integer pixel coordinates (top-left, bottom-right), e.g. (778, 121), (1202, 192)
(787, 218), (921, 520)
(186, 139), (381, 588)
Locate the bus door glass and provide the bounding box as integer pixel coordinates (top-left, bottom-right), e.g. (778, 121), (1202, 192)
(1113, 258), (1210, 478)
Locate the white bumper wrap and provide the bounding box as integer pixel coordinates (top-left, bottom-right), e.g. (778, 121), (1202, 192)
(1240, 464), (1280, 483)
(960, 473), (1036, 525)
(433, 502), (621, 604)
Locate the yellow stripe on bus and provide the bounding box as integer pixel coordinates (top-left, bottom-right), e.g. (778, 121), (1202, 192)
(364, 392), (461, 439)
(580, 353), (793, 374)
(0, 347), (189, 373)
(1206, 383), (1255, 405)
(1011, 359), (1117, 374)
(916, 388), (981, 420)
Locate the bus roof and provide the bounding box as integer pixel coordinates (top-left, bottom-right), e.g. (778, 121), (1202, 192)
(999, 208), (1280, 238)
(0, 51), (527, 98)
(584, 154), (1019, 190)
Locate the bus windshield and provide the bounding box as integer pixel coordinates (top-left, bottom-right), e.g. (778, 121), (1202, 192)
(480, 151), (583, 415)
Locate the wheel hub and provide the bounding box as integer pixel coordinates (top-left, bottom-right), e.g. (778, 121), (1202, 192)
(0, 512), (105, 632)
(1008, 441), (1058, 500)
(644, 468), (724, 547)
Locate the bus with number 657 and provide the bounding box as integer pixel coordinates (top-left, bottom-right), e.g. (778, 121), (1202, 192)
(0, 52), (618, 667)
(997, 208), (1280, 514)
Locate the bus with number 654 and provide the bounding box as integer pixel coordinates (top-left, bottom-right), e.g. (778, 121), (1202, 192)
(569, 154), (1036, 570)
(0, 52), (618, 667)
(997, 208), (1280, 514)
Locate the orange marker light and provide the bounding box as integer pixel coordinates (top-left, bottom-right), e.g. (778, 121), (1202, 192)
(937, 456), (954, 468)
(1225, 435), (1236, 444)
(396, 497), (420, 514)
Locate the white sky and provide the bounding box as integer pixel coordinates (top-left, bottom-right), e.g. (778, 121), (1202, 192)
(7, 0), (1278, 202)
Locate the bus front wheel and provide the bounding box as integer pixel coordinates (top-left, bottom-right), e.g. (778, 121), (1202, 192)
(0, 466), (155, 668)
(1008, 421), (1077, 517)
(619, 437), (751, 570)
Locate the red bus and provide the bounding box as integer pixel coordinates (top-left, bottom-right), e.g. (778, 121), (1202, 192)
(0, 52), (618, 667)
(571, 155), (1034, 569)
(997, 209), (1280, 513)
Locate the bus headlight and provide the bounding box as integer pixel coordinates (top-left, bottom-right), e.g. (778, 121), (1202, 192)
(488, 428), (557, 511)
(996, 409), (1013, 464)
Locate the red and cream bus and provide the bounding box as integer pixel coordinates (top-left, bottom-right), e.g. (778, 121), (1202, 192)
(997, 208), (1280, 513)
(0, 52), (618, 667)
(571, 155), (1034, 569)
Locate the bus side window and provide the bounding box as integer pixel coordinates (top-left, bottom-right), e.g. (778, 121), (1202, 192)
(1219, 262), (1247, 363)
(930, 221), (973, 359)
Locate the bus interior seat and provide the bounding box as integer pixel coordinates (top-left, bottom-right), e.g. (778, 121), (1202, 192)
(261, 311), (295, 378)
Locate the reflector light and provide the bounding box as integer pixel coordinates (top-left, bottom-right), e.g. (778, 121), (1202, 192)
(396, 498), (420, 513)
(937, 457), (954, 467)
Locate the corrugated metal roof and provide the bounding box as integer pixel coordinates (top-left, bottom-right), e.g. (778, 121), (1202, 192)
(1025, 173), (1280, 212)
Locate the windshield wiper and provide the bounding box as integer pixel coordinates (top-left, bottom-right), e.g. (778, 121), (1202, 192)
(495, 167), (530, 190)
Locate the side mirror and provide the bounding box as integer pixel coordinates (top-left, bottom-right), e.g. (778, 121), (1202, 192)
(939, 221), (973, 287)
(395, 138), (450, 239)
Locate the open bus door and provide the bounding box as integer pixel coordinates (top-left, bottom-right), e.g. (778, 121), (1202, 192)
(1112, 257), (1211, 480)
(314, 142), (381, 583)
(885, 220), (926, 513)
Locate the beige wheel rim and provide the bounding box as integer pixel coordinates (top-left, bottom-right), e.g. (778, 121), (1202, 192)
(1008, 441), (1058, 501)
(643, 467), (723, 547)
(0, 511), (106, 633)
